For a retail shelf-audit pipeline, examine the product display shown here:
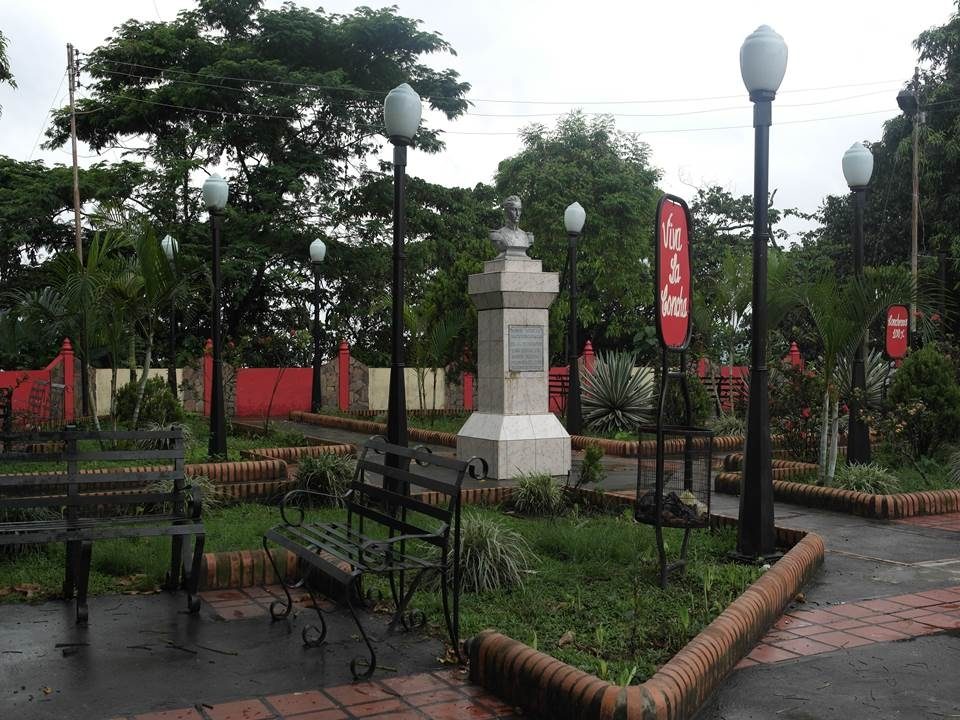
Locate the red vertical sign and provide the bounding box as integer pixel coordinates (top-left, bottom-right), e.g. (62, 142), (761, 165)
(655, 195), (692, 351)
(885, 305), (909, 359)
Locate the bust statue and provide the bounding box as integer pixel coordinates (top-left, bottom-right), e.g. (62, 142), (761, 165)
(489, 195), (533, 259)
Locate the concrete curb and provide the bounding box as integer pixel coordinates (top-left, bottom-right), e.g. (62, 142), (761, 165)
(465, 526), (824, 720)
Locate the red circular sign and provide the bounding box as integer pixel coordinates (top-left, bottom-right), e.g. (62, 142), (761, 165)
(885, 305), (909, 359)
(655, 195), (692, 350)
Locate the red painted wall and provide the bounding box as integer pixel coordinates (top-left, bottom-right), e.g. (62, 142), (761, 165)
(234, 367), (313, 417)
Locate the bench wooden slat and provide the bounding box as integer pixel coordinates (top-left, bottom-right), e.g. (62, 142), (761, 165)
(0, 452), (63, 462)
(362, 441), (468, 472)
(351, 481), (451, 522)
(0, 430), (182, 442)
(72, 449), (182, 462)
(0, 469), (180, 487)
(357, 458), (459, 496)
(347, 502), (446, 547)
(0, 491), (193, 510)
(0, 521), (203, 545)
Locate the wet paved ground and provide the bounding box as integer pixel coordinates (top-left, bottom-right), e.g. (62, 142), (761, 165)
(5, 419), (960, 719)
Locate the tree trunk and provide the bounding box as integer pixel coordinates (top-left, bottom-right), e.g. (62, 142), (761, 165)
(827, 396), (840, 483)
(110, 366), (118, 431)
(131, 331), (153, 429)
(818, 386), (831, 484)
(128, 336), (137, 386)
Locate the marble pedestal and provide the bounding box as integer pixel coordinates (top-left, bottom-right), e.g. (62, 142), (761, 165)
(457, 257), (571, 479)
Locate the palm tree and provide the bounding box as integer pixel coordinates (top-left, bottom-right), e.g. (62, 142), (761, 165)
(776, 267), (919, 483)
(125, 227), (182, 427)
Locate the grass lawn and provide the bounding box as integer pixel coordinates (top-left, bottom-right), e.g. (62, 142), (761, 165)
(0, 414), (307, 474)
(1, 501), (759, 685)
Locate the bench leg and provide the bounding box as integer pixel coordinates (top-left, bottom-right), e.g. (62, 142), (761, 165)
(262, 536), (294, 621)
(346, 575), (376, 681)
(184, 534), (204, 614)
(300, 581), (329, 648)
(440, 567), (462, 663)
(165, 534), (185, 591)
(387, 568), (429, 633)
(75, 541), (93, 625)
(63, 540), (80, 599)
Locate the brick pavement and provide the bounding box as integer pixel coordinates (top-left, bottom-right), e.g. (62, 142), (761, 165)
(112, 670), (520, 720)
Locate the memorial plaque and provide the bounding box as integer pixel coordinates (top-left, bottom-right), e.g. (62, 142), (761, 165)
(508, 325), (544, 372)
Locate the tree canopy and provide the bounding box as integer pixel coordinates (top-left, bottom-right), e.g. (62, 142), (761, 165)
(43, 0), (471, 353)
(493, 112), (662, 360)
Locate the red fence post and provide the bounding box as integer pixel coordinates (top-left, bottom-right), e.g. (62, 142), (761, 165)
(338, 341), (350, 412)
(203, 339), (213, 417)
(582, 340), (595, 373)
(463, 372), (475, 411)
(60, 338), (75, 423)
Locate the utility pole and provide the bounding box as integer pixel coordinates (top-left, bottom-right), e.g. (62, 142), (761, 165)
(67, 43), (83, 264)
(909, 67), (921, 343)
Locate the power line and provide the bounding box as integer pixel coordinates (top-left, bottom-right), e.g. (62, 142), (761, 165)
(86, 63), (901, 121)
(84, 55), (905, 106)
(27, 71), (67, 161)
(463, 88), (900, 119)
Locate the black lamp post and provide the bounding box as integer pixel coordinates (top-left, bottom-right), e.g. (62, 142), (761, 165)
(842, 142), (874, 464)
(310, 238), (327, 413)
(736, 25), (787, 561)
(564, 201), (586, 435)
(161, 234), (179, 398)
(203, 174), (229, 459)
(383, 83), (422, 459)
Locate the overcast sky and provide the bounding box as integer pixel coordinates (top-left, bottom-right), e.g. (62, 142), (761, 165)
(1, 0), (955, 243)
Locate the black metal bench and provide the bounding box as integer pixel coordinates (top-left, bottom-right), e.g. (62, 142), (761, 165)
(263, 436), (485, 679)
(0, 427), (205, 623)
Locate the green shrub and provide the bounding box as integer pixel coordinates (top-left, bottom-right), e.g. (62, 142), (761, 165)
(769, 361), (824, 463)
(950, 450), (960, 485)
(296, 453), (355, 504)
(115, 377), (184, 427)
(575, 442), (606, 489)
(135, 421), (194, 451)
(709, 413), (745, 437)
(830, 462), (900, 494)
(440, 511), (537, 593)
(145, 474), (223, 514)
(511, 472), (566, 516)
(885, 345), (960, 458)
(662, 374), (712, 427)
(582, 351), (654, 434)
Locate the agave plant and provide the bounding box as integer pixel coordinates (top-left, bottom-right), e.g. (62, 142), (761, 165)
(581, 351), (654, 434)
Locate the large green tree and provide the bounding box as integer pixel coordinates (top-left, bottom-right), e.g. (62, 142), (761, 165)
(493, 112), (662, 360)
(46, 0), (470, 360)
(0, 29), (15, 116)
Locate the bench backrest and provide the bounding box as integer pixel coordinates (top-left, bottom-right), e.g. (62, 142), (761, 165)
(349, 436), (483, 548)
(0, 428), (187, 515)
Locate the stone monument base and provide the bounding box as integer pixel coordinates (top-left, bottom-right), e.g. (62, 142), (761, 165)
(457, 412), (571, 480)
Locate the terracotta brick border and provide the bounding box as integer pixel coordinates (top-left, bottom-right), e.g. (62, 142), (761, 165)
(199, 548), (299, 590)
(465, 526), (824, 720)
(717, 453), (960, 520)
(241, 443), (355, 463)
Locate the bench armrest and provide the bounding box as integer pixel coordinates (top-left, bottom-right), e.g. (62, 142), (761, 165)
(279, 488), (352, 526)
